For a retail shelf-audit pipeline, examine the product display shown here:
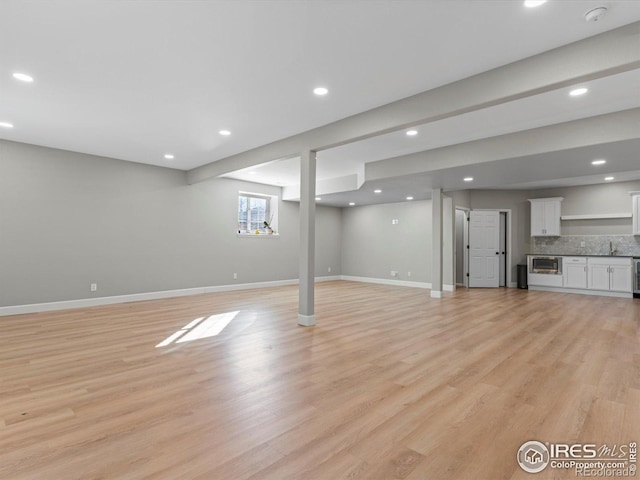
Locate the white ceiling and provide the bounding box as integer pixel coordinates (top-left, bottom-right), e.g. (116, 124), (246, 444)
(1, 1), (640, 205)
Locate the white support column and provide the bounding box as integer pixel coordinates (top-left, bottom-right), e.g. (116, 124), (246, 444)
(431, 188), (443, 298)
(298, 150), (316, 326)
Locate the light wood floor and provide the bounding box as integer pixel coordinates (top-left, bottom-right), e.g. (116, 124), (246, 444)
(1, 281), (638, 480)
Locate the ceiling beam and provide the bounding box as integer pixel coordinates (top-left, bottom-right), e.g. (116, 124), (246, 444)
(365, 108), (640, 183)
(187, 21), (640, 185)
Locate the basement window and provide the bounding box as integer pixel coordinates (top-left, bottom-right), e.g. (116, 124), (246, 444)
(237, 192), (279, 236)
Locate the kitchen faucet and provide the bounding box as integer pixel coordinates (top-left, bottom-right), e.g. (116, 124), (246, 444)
(609, 241), (618, 256)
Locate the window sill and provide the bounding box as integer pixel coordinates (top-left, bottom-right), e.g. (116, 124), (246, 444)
(236, 233), (280, 239)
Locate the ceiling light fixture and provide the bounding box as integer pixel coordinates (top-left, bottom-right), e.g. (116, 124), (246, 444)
(164, 154), (174, 160)
(463, 177), (474, 182)
(219, 130), (231, 136)
(313, 87), (328, 96)
(374, 189), (382, 194)
(12, 72), (34, 82)
(569, 87), (588, 97)
(591, 159), (606, 165)
(248, 171), (257, 175)
(406, 130), (418, 136)
(406, 196), (414, 201)
(315, 197), (322, 201)
(0, 122), (14, 128)
(524, 0), (547, 7)
(604, 176), (614, 181)
(348, 202), (355, 206)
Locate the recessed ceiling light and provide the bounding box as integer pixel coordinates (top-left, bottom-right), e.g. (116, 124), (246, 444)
(374, 189), (382, 194)
(604, 176), (614, 181)
(569, 87), (588, 97)
(164, 154), (174, 160)
(12, 72), (34, 82)
(524, 0), (547, 7)
(0, 122), (14, 128)
(249, 171), (257, 175)
(315, 197), (322, 201)
(463, 177), (474, 182)
(219, 130), (231, 136)
(406, 196), (414, 201)
(313, 87), (328, 96)
(591, 159), (606, 165)
(406, 130), (418, 136)
(348, 202), (355, 206)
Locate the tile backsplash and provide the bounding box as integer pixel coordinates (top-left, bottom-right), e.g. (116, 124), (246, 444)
(532, 235), (640, 256)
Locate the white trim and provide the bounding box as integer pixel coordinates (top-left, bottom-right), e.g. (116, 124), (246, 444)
(528, 285), (633, 298)
(0, 275), (342, 317)
(560, 213), (631, 220)
(297, 314), (316, 327)
(341, 275), (429, 289)
(430, 290), (443, 298)
(340, 275), (455, 291)
(236, 233), (280, 238)
(508, 282), (518, 288)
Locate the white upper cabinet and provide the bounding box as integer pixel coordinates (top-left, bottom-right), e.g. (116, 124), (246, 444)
(632, 193), (640, 236)
(529, 198), (563, 236)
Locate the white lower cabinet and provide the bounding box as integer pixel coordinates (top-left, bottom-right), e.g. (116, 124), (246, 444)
(529, 256), (633, 297)
(587, 257), (633, 293)
(528, 273), (563, 287)
(610, 264), (633, 292)
(563, 257), (587, 289)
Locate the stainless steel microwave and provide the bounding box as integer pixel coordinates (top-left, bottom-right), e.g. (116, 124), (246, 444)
(528, 256), (563, 275)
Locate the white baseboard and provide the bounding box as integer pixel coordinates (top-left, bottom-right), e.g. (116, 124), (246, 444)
(340, 275), (455, 292)
(528, 285), (633, 298)
(0, 275), (343, 317)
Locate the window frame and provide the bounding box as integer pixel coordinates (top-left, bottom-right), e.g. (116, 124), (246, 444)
(237, 191), (279, 237)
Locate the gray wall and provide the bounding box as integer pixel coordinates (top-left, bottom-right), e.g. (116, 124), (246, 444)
(534, 180), (640, 236)
(0, 140), (342, 307)
(340, 198), (454, 286)
(3, 139), (638, 308)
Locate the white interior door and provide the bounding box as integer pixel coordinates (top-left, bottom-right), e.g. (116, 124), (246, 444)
(469, 210), (500, 288)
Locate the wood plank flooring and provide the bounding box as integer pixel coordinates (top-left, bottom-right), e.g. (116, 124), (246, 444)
(1, 281), (638, 479)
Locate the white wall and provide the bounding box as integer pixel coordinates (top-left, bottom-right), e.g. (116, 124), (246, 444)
(0, 140), (342, 307)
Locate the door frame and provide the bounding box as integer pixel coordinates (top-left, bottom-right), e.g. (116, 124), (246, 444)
(469, 208), (513, 287)
(455, 207), (470, 288)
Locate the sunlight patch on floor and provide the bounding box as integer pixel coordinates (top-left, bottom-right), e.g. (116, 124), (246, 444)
(156, 311), (239, 348)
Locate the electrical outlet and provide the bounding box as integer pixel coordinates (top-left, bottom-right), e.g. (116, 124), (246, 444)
(580, 241), (586, 247)
(90, 283), (97, 292)
(233, 273), (238, 280)
(392, 219), (399, 225)
(391, 270), (398, 277)
(328, 267), (331, 273)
